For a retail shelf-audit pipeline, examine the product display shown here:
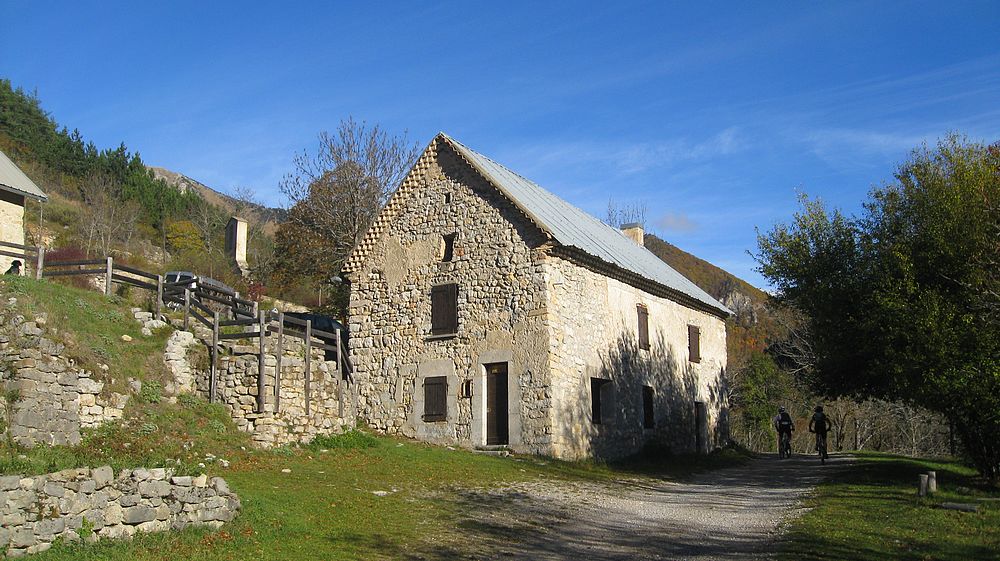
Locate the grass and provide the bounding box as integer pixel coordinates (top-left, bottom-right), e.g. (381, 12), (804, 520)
(23, 433), (747, 561)
(1, 275), (172, 395)
(777, 453), (1000, 561)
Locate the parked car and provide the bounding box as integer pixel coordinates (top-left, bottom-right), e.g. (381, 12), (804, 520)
(284, 312), (349, 366)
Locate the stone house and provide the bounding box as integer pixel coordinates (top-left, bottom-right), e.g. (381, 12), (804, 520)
(0, 149), (47, 274)
(343, 133), (731, 460)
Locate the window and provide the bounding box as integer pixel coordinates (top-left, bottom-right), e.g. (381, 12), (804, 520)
(642, 386), (655, 429)
(442, 233), (456, 262)
(637, 304), (650, 350)
(431, 283), (458, 335)
(443, 192), (452, 204)
(591, 378), (610, 425)
(423, 376), (448, 421)
(688, 325), (701, 363)
(461, 379), (473, 398)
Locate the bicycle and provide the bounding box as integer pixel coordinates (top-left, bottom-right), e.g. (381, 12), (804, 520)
(815, 432), (829, 464)
(779, 431), (792, 459)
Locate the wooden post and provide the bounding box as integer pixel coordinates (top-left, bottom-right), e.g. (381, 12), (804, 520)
(918, 474), (929, 497)
(155, 274), (163, 319)
(336, 328), (344, 417)
(927, 471), (937, 493)
(210, 311), (220, 403)
(35, 246), (44, 280)
(275, 312), (284, 412)
(304, 319), (312, 417)
(105, 257), (113, 296)
(183, 288), (191, 331)
(252, 300), (259, 318)
(256, 308), (266, 413)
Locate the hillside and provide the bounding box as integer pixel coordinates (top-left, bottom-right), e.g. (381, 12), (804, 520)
(150, 166), (286, 229)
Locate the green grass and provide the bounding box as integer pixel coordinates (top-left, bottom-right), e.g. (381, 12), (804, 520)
(1, 275), (172, 394)
(24, 434), (747, 561)
(777, 453), (1000, 561)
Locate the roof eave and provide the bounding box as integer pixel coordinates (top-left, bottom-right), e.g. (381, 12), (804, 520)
(0, 183), (48, 202)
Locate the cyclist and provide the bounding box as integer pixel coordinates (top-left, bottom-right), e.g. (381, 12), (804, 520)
(809, 405), (831, 461)
(773, 406), (794, 458)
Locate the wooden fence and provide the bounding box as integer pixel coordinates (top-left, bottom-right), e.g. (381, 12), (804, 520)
(1, 240), (348, 416)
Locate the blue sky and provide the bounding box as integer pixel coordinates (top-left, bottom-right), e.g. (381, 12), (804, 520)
(3, 1), (998, 288)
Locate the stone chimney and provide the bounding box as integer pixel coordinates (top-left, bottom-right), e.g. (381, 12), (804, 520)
(620, 222), (644, 247)
(225, 217), (249, 277)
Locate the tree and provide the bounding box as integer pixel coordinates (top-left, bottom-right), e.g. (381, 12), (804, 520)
(275, 118), (419, 314)
(78, 172), (141, 257)
(755, 135), (1000, 479)
(605, 198), (648, 228)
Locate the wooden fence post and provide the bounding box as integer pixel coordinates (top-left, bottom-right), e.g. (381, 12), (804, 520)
(275, 312), (283, 412)
(104, 257), (113, 296)
(183, 288), (191, 331)
(256, 308), (266, 413)
(35, 247), (44, 280)
(210, 311), (220, 403)
(155, 275), (163, 319)
(336, 328), (344, 418)
(927, 471), (937, 493)
(304, 319), (312, 417)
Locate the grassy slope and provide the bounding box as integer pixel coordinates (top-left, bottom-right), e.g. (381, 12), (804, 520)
(643, 233), (768, 302)
(778, 453), (1000, 561)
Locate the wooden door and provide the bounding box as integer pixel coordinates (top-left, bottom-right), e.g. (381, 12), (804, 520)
(486, 363), (509, 445)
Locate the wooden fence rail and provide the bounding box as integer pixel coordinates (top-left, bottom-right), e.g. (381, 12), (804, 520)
(6, 250), (350, 417)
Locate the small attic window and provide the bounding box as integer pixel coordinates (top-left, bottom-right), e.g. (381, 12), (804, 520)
(442, 233), (456, 262)
(443, 192), (452, 204)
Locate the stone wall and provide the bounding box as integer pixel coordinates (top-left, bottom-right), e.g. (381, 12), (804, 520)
(347, 140), (554, 454)
(0, 190), (25, 275)
(193, 336), (351, 448)
(0, 307), (126, 446)
(543, 254), (729, 459)
(0, 466), (239, 557)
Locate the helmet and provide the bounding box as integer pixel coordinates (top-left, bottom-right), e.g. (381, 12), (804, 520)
(778, 406), (786, 413)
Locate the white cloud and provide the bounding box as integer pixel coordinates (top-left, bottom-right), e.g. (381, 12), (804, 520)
(655, 212), (699, 233)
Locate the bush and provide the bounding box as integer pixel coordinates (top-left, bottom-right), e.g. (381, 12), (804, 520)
(306, 430), (378, 451)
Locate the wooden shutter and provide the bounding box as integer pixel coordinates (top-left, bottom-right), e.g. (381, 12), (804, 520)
(431, 284), (458, 335)
(688, 325), (701, 363)
(637, 304), (650, 350)
(423, 376), (448, 421)
(643, 386), (655, 429)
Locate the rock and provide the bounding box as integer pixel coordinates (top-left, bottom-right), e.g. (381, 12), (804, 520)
(211, 477), (230, 494)
(120, 335), (132, 342)
(141, 327), (152, 337)
(170, 476), (192, 487)
(280, 468), (291, 474)
(192, 474), (208, 488)
(123, 506), (156, 524)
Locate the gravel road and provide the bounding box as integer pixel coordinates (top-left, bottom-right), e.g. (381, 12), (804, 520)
(454, 453), (851, 561)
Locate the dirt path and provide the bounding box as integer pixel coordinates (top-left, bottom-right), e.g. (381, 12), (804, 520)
(453, 454), (851, 561)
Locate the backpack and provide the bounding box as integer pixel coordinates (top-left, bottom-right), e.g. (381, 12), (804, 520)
(778, 411), (793, 429)
(813, 412), (829, 432)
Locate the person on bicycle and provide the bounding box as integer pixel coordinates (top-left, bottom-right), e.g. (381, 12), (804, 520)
(774, 406), (794, 457)
(809, 405), (830, 460)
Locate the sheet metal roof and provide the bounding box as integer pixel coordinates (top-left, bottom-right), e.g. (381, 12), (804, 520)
(441, 134), (730, 316)
(0, 150), (47, 201)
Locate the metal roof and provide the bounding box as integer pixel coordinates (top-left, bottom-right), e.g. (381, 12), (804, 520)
(0, 150), (47, 201)
(441, 134), (731, 316)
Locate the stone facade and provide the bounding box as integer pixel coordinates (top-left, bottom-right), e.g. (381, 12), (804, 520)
(0, 190), (26, 274)
(0, 466), (239, 557)
(0, 307), (126, 447)
(346, 136), (729, 460)
(348, 143), (555, 454)
(193, 336), (351, 448)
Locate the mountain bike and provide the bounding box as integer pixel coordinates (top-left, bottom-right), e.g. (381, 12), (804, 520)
(815, 432), (829, 464)
(779, 431), (792, 459)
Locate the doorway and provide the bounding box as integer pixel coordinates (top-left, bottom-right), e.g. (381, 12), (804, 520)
(485, 363), (509, 446)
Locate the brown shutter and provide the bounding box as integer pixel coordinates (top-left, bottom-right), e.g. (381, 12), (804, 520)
(643, 386), (655, 429)
(431, 284), (458, 335)
(688, 325), (701, 363)
(637, 304), (649, 350)
(423, 376), (448, 421)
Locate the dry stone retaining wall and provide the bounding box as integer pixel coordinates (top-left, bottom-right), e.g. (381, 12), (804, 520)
(0, 305), (126, 446)
(0, 466), (239, 557)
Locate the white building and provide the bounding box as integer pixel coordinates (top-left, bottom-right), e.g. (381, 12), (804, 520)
(0, 150), (47, 274)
